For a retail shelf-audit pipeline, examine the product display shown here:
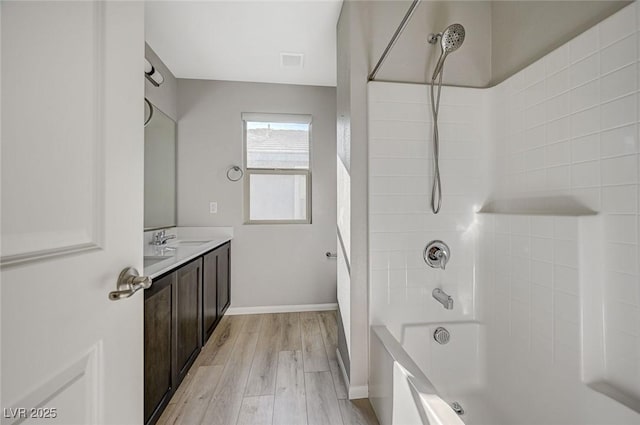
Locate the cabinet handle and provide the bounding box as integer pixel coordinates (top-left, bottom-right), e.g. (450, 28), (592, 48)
(325, 252), (337, 259)
(109, 267), (153, 300)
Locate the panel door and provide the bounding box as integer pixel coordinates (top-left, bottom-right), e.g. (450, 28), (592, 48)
(175, 258), (202, 383)
(216, 243), (231, 317)
(202, 250), (218, 344)
(1, 2), (145, 424)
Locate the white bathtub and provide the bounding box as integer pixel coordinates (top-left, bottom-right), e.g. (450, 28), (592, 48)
(370, 325), (465, 425)
(371, 321), (640, 425)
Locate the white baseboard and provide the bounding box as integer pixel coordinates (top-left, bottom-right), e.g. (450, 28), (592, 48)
(336, 347), (369, 400)
(226, 303), (338, 315)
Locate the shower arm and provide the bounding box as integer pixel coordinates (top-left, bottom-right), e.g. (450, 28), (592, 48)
(368, 0), (421, 81)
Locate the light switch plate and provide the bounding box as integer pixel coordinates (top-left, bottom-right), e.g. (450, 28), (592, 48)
(209, 202), (218, 214)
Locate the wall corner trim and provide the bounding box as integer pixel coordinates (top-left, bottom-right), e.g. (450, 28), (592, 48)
(336, 347), (369, 399)
(225, 303), (338, 315)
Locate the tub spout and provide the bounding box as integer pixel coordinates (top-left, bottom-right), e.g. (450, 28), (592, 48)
(432, 288), (453, 310)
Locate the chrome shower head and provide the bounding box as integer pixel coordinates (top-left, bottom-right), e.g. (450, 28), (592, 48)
(441, 23), (465, 53)
(429, 23), (465, 80)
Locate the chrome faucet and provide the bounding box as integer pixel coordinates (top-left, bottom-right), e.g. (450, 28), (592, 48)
(152, 229), (176, 246)
(433, 288), (453, 310)
(424, 240), (450, 270)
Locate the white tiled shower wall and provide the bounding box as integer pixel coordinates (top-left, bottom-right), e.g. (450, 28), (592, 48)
(368, 83), (490, 337)
(368, 2), (640, 417)
(490, 2), (640, 406)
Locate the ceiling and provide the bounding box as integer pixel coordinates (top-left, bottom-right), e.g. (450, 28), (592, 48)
(145, 0), (343, 87)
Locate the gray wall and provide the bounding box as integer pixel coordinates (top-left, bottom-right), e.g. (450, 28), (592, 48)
(145, 43), (177, 120)
(491, 0), (631, 85)
(368, 0), (493, 87)
(336, 0), (372, 395)
(353, 0), (630, 88)
(177, 80), (337, 308)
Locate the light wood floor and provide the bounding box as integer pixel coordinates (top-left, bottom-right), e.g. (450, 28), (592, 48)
(158, 311), (380, 425)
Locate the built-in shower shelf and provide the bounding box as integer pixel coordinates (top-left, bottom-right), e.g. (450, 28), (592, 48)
(478, 196), (597, 216)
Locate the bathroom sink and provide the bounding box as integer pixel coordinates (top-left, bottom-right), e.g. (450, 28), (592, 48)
(167, 240), (209, 247)
(144, 256), (170, 267)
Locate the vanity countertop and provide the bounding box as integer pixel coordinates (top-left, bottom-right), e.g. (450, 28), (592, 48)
(144, 226), (233, 279)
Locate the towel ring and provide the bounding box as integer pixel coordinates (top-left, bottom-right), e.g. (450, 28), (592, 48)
(226, 165), (244, 182)
(144, 98), (154, 127)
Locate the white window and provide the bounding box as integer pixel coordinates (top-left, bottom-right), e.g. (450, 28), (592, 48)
(242, 113), (312, 224)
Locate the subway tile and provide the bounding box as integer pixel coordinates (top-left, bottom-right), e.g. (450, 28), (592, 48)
(602, 155), (638, 185)
(601, 34), (637, 75)
(525, 147), (546, 171)
(526, 103), (547, 129)
(607, 329), (640, 362)
(547, 117), (570, 143)
(511, 215), (531, 235)
(601, 124), (638, 158)
(571, 134), (600, 163)
(571, 160), (600, 188)
(370, 138), (429, 158)
(607, 270), (640, 305)
(605, 214), (638, 244)
(570, 26), (599, 63)
(532, 260), (554, 287)
(532, 284), (553, 313)
(606, 242), (638, 275)
(570, 80), (599, 113)
(602, 184), (638, 213)
(570, 106), (600, 138)
(511, 256), (531, 282)
(554, 265), (579, 294)
(532, 237), (553, 262)
(607, 300), (640, 336)
(601, 63), (637, 103)
(546, 44), (570, 76)
(569, 54), (599, 88)
(524, 60), (547, 88)
(554, 239), (578, 267)
(554, 217), (579, 240)
(599, 4), (637, 47)
(546, 93), (570, 121)
(571, 187), (601, 212)
(511, 234), (532, 258)
(554, 291), (580, 323)
(369, 120), (429, 140)
(531, 216), (554, 238)
(546, 69), (569, 98)
(554, 319), (580, 350)
(546, 165), (572, 190)
(526, 125), (547, 148)
(369, 101), (430, 122)
(601, 94), (637, 131)
(546, 141), (571, 167)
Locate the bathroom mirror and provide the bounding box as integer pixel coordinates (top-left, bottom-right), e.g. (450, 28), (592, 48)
(144, 102), (176, 230)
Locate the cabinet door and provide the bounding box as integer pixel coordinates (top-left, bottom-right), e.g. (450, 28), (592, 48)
(175, 258), (202, 384)
(144, 273), (175, 425)
(217, 243), (231, 317)
(202, 250), (218, 344)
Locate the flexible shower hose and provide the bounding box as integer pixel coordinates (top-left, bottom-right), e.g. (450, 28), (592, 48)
(430, 68), (444, 214)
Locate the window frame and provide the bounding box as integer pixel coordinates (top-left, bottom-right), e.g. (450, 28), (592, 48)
(242, 113), (313, 225)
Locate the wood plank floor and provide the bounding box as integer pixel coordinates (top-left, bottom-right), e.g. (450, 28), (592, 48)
(158, 311), (379, 425)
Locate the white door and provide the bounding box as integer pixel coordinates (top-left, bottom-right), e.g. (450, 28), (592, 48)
(2, 2), (145, 424)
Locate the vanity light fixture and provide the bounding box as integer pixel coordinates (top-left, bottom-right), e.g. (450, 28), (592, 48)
(144, 58), (164, 87)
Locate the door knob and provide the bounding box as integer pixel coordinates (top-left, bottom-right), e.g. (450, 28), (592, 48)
(109, 267), (152, 301)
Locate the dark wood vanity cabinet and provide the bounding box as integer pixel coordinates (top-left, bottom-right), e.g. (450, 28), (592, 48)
(216, 243), (231, 319)
(202, 242), (231, 343)
(144, 242), (231, 425)
(144, 273), (175, 425)
(202, 250), (218, 342)
(175, 258), (202, 383)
